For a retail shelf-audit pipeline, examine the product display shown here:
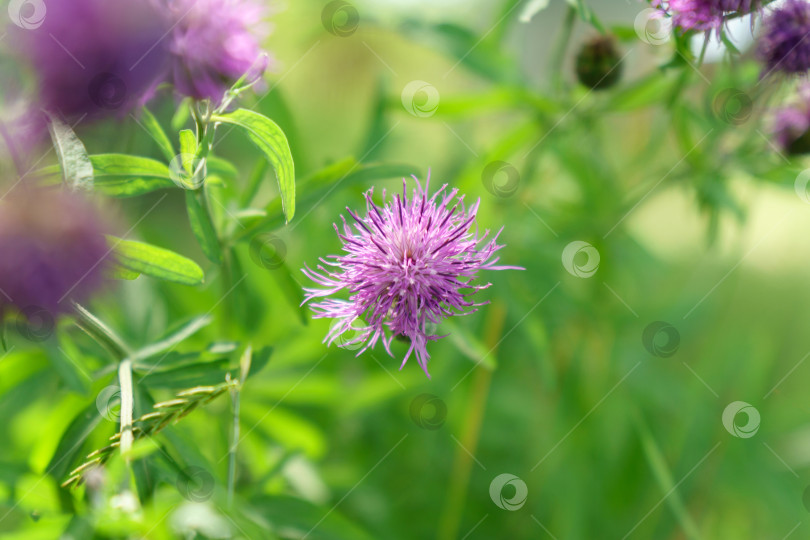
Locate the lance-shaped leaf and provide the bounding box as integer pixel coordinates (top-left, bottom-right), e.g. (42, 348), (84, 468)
(212, 109), (296, 222)
(90, 154), (175, 197)
(46, 113), (93, 191)
(108, 236), (204, 286)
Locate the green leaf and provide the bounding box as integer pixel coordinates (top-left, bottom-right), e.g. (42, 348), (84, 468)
(250, 495), (374, 540)
(566, 0), (605, 32)
(212, 109), (296, 222)
(185, 189), (223, 263)
(443, 319), (496, 369)
(519, 0), (550, 22)
(46, 113), (93, 191)
(139, 108), (175, 162)
(108, 236), (204, 286)
(171, 98), (192, 131)
(132, 315), (213, 363)
(107, 264), (140, 280)
(138, 358), (230, 389)
(178, 129), (197, 174)
(90, 154), (175, 197)
(607, 74), (678, 112)
(47, 404), (104, 481)
(238, 161), (418, 240)
(207, 156), (239, 181)
(72, 302), (130, 361)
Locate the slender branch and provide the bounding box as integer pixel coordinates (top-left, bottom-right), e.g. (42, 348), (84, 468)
(227, 379), (241, 505)
(550, 6), (577, 95)
(118, 358), (134, 457)
(63, 380), (239, 488)
(437, 302), (507, 540)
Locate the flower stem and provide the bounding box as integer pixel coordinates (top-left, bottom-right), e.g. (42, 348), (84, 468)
(71, 303), (135, 461)
(118, 358), (134, 457)
(550, 6), (577, 95)
(227, 382), (241, 505)
(437, 302), (507, 540)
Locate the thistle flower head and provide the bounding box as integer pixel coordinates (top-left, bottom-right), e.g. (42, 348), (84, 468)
(758, 0), (810, 76)
(652, 0), (760, 32)
(13, 0), (169, 118)
(302, 174), (521, 378)
(167, 0), (272, 103)
(772, 84), (810, 154)
(0, 187), (111, 316)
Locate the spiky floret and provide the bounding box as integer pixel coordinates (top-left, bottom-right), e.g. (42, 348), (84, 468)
(302, 174), (520, 378)
(652, 0), (761, 32)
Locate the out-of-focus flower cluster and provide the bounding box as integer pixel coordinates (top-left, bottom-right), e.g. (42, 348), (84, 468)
(0, 188), (111, 316)
(8, 0), (271, 120)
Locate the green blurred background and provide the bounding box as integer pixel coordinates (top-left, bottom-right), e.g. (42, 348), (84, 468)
(3, 0), (810, 538)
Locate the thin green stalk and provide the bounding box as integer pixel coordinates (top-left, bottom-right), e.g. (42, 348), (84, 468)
(71, 303), (135, 462)
(118, 358), (134, 457)
(228, 346), (251, 505)
(437, 302), (507, 540)
(227, 384), (241, 505)
(550, 6), (577, 95)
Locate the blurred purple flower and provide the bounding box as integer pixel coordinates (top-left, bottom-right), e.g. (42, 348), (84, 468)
(652, 0), (760, 32)
(0, 187), (111, 316)
(758, 0), (810, 75)
(772, 85), (810, 155)
(167, 0), (272, 103)
(302, 175), (521, 378)
(13, 0), (169, 118)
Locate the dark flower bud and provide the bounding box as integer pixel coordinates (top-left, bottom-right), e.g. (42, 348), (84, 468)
(575, 35), (622, 91)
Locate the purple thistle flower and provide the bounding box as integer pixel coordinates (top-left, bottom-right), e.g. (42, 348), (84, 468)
(652, 0), (760, 32)
(302, 175), (522, 378)
(0, 187), (111, 316)
(13, 0), (169, 118)
(167, 0), (272, 103)
(758, 0), (810, 76)
(771, 84), (810, 154)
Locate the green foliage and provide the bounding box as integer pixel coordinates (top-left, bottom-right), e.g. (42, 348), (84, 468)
(3, 0), (810, 539)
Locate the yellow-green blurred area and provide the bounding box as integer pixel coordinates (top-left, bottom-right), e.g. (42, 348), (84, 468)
(3, 0), (810, 538)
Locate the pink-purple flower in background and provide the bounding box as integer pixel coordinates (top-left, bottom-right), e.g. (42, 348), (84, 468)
(167, 0), (272, 104)
(0, 187), (111, 316)
(772, 84), (810, 155)
(758, 0), (810, 76)
(13, 0), (169, 118)
(302, 175), (522, 378)
(652, 0), (760, 32)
